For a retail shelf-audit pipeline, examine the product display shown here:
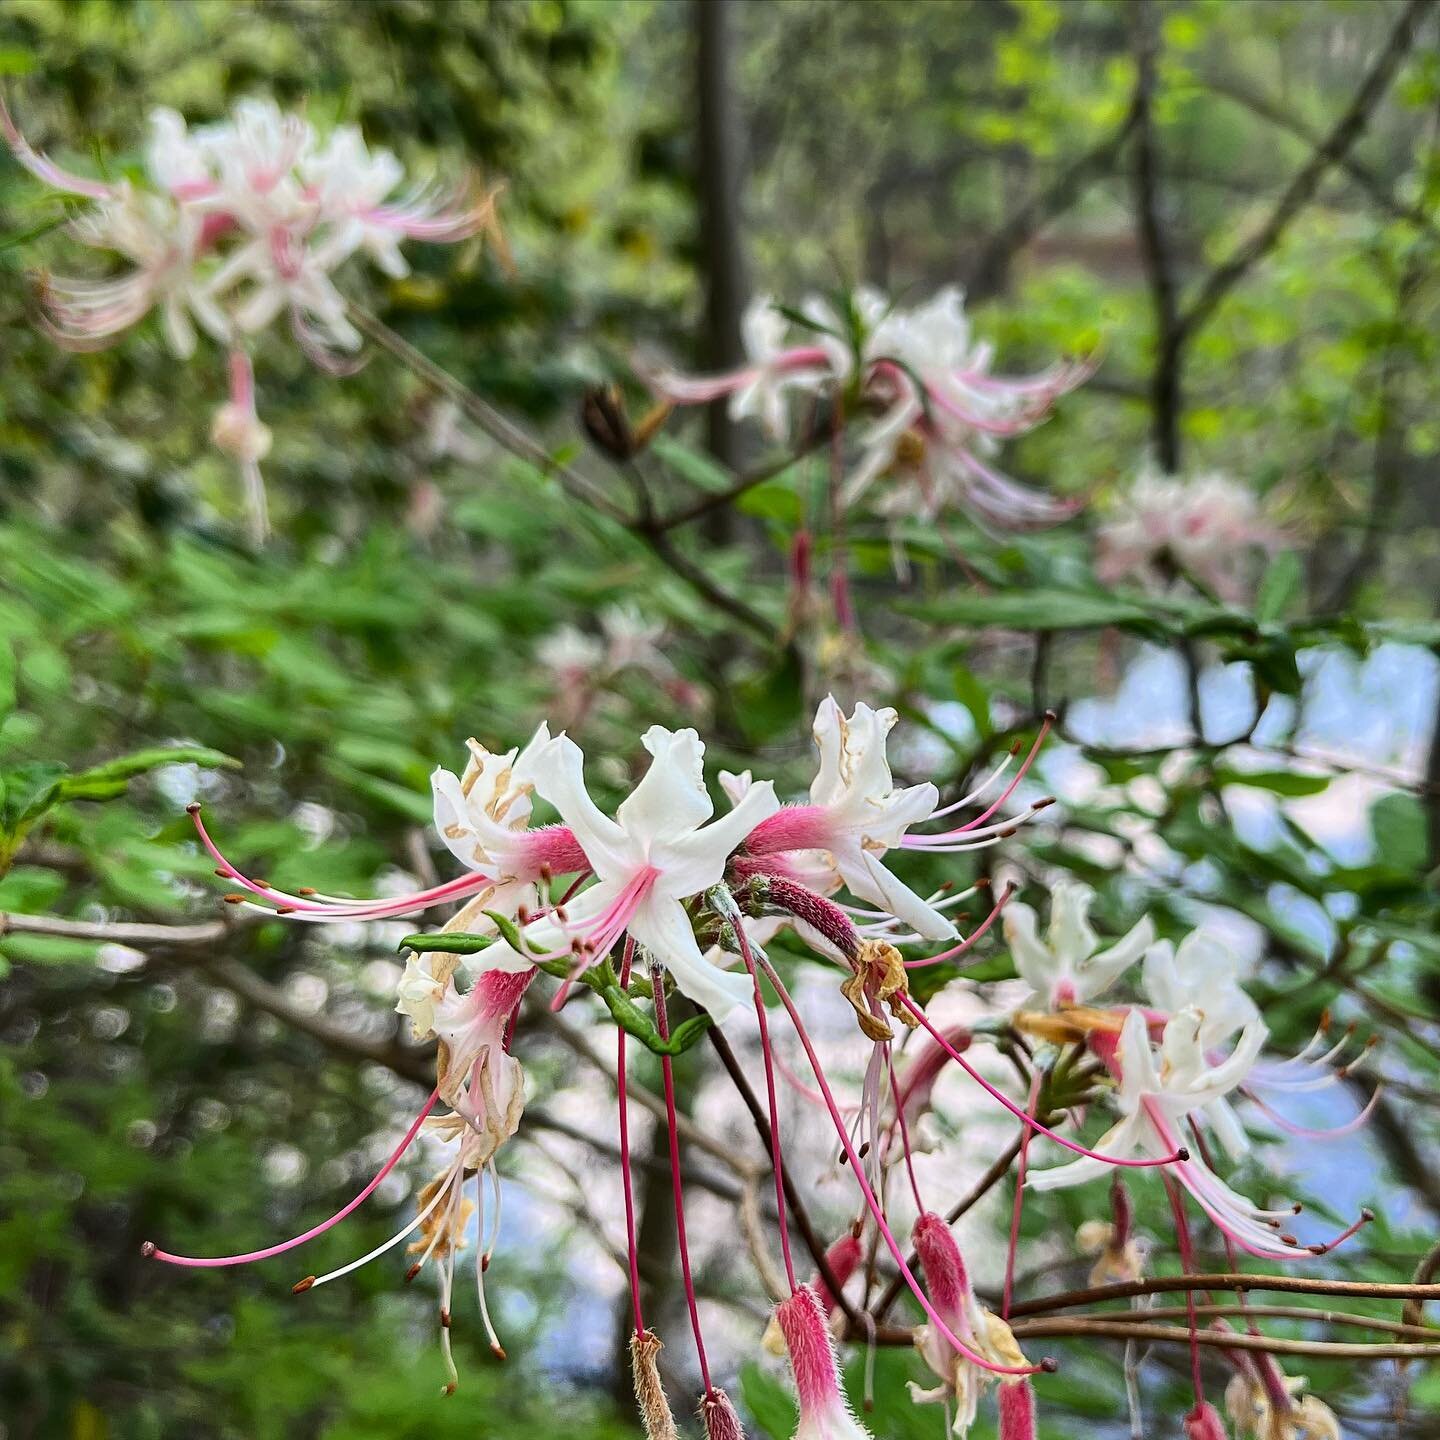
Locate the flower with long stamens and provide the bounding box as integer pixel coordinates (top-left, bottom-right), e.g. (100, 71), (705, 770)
(469, 726), (779, 1019)
(775, 1283), (874, 1440)
(744, 697), (955, 941)
(910, 1211), (1034, 1438)
(645, 293), (831, 440)
(431, 967), (534, 1137)
(1096, 463), (1276, 601)
(1029, 1008), (1370, 1261)
(649, 283), (1088, 531)
(3, 91), (498, 538)
(1003, 879), (1155, 1010)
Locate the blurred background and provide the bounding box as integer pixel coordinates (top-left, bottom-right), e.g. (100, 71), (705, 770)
(2, 1), (1440, 1437)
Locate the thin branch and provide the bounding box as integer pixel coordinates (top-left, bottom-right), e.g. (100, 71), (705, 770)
(0, 910), (231, 947)
(1176, 0), (1434, 344)
(1007, 1271), (1440, 1317)
(1007, 1316), (1440, 1362)
(1131, 0), (1184, 472)
(967, 104), (1140, 303)
(346, 302), (628, 523)
(870, 1131), (1026, 1323)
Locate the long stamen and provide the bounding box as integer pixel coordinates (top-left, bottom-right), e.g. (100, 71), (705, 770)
(191, 804), (493, 919)
(298, 1165), (459, 1291)
(652, 960), (713, 1393)
(727, 910), (799, 1293)
(1161, 1171), (1206, 1409)
(474, 1167), (506, 1359)
(144, 1088), (439, 1266)
(886, 1061), (925, 1214)
(754, 949), (1049, 1379)
(904, 883), (1015, 968)
(932, 712), (1054, 839)
(900, 997), (1187, 1169)
(616, 938), (648, 1335)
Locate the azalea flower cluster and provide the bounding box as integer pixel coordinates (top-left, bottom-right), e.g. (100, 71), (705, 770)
(1095, 463), (1277, 601)
(142, 706), (1375, 1440)
(650, 285), (1092, 531)
(1, 93), (498, 538)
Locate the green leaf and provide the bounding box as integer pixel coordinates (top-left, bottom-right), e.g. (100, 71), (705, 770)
(1212, 767), (1330, 797)
(1255, 550), (1302, 625)
(398, 931), (494, 955)
(62, 746), (240, 795)
(1371, 793), (1427, 872)
(906, 588), (1156, 632)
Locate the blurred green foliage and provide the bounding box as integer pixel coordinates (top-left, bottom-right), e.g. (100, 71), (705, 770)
(2, 2), (1439, 1438)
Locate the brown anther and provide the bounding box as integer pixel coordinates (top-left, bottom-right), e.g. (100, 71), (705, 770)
(223, 894), (245, 905)
(841, 940), (916, 1043)
(292, 1275), (316, 1294)
(1309, 1243), (1328, 1255)
(442, 1382), (457, 1397)
(274, 906), (296, 916)
(481, 1253), (490, 1272)
(1292, 1202), (1304, 1214)
(1361, 1207), (1376, 1223)
(974, 876), (992, 889)
(1033, 795), (1057, 811)
(140, 1240), (157, 1258)
(404, 1262), (422, 1283)
(213, 868), (228, 877)
(296, 887), (317, 897)
(1043, 709), (1058, 723)
(1365, 1034), (1381, 1049)
(517, 905), (532, 923)
(1041, 1356), (1060, 1373)
(1009, 739), (1024, 756)
(490, 1342), (508, 1361)
(440, 1308), (451, 1329)
(1318, 1008), (1331, 1032)
(250, 877), (269, 889)
(1174, 1147), (1190, 1163)
(186, 802), (202, 815)
(1280, 1234), (1299, 1247)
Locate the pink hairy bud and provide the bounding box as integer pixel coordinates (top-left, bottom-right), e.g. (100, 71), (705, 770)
(999, 1380), (1037, 1440)
(815, 1232), (864, 1316)
(1184, 1401), (1229, 1440)
(913, 1212), (971, 1322)
(700, 1387), (746, 1440)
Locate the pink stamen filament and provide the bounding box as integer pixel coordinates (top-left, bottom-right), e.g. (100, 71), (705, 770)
(651, 959), (713, 1393)
(547, 868), (657, 1009)
(916, 714), (1053, 841)
(886, 1062), (925, 1215)
(1246, 1085), (1382, 1140)
(1162, 1170), (1207, 1408)
(615, 938), (647, 1336)
(144, 1087), (439, 1266)
(730, 919), (800, 1293)
(900, 996), (1187, 1170)
(904, 884), (1014, 969)
(753, 948), (1047, 1379)
(190, 804), (497, 919)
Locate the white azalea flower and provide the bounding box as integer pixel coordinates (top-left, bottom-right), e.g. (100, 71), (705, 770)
(1030, 1007), (1266, 1192)
(746, 697), (956, 942)
(1003, 879), (1154, 1008)
(470, 726), (779, 1019)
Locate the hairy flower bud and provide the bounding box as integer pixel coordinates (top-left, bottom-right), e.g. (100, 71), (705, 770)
(630, 1329), (678, 1440)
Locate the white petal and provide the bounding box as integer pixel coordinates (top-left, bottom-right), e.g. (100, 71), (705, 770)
(835, 847), (957, 941)
(652, 778), (779, 898)
(528, 734), (632, 881)
(1079, 914), (1155, 999)
(615, 726), (712, 843)
(629, 894), (752, 1021)
(1027, 1115), (1145, 1191)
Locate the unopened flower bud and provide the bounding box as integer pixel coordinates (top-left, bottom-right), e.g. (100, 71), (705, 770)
(1184, 1401), (1229, 1440)
(630, 1329), (678, 1440)
(700, 1386), (746, 1440)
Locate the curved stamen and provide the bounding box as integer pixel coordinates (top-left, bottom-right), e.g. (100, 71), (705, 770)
(904, 883), (1014, 969)
(144, 1087), (439, 1267)
(754, 949), (1050, 1379)
(298, 1165), (459, 1291)
(900, 997), (1188, 1170)
(1245, 1085), (1382, 1140)
(190, 803), (494, 919)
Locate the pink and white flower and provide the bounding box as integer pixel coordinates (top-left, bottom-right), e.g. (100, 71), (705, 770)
(1096, 464), (1276, 600)
(2, 92), (497, 538)
(650, 283), (1089, 531)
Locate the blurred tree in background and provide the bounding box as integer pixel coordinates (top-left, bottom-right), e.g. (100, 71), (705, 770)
(2, 2), (1440, 1438)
